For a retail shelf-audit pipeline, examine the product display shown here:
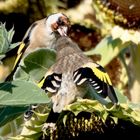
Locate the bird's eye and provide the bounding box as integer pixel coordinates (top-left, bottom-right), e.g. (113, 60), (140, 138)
(57, 17), (64, 25)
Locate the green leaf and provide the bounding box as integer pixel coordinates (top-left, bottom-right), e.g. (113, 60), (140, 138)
(20, 49), (56, 81)
(9, 42), (21, 50)
(84, 36), (132, 66)
(114, 88), (128, 104)
(111, 104), (140, 126)
(64, 99), (140, 126)
(14, 67), (30, 81)
(0, 106), (27, 127)
(0, 23), (18, 55)
(64, 99), (106, 116)
(0, 23), (9, 54)
(7, 26), (14, 44)
(0, 80), (50, 105)
(0, 54), (5, 61)
(0, 115), (24, 139)
(11, 107), (51, 139)
(128, 102), (140, 110)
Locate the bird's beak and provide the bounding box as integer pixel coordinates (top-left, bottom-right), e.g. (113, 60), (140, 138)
(57, 26), (68, 36)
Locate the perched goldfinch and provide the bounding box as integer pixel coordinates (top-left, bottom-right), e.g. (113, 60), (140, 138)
(21, 13), (70, 54)
(38, 36), (118, 113)
(6, 13), (70, 81)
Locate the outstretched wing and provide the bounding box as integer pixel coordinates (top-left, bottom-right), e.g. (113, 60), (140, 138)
(38, 73), (62, 93)
(73, 62), (118, 104)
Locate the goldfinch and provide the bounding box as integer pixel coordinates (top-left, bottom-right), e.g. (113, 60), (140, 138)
(38, 36), (118, 113)
(6, 13), (70, 80)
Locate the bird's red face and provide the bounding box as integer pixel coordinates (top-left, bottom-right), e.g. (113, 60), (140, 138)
(47, 13), (70, 36)
(51, 15), (70, 36)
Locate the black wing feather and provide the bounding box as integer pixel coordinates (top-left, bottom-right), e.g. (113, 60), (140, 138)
(73, 67), (118, 104)
(41, 73), (62, 93)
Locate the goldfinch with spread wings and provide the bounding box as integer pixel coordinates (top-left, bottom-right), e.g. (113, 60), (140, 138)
(5, 13), (70, 81)
(38, 36), (118, 113)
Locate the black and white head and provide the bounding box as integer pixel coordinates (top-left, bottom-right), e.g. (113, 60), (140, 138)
(46, 13), (70, 36)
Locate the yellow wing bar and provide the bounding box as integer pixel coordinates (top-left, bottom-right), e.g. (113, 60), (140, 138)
(12, 42), (25, 70)
(83, 62), (112, 85)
